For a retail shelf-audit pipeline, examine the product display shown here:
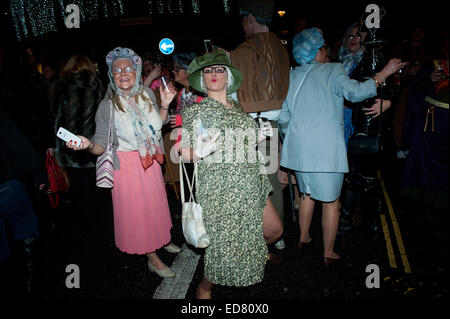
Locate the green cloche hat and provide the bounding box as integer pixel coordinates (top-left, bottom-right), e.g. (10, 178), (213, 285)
(187, 50), (243, 94)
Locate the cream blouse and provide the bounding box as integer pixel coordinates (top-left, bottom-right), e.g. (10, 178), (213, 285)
(114, 93), (163, 152)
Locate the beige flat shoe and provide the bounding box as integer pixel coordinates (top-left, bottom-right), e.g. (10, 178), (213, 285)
(163, 243), (181, 253)
(147, 260), (176, 278)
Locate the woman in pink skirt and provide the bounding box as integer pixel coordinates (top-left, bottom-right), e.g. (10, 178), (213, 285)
(66, 47), (180, 278)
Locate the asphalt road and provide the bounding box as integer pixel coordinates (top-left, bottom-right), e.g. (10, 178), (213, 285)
(1, 165), (447, 314)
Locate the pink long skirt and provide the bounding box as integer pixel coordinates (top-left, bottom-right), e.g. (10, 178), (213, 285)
(111, 151), (172, 254)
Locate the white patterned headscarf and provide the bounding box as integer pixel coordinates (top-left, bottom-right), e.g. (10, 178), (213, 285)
(338, 23), (365, 76)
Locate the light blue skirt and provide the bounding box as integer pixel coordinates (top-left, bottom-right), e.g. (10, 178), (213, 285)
(294, 171), (344, 202)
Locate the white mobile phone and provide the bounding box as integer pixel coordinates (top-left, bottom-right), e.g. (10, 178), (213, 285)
(161, 75), (170, 93)
(197, 122), (211, 141)
(56, 127), (82, 146)
(204, 39), (213, 53)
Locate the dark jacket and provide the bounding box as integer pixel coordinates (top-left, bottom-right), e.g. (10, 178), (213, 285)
(51, 69), (104, 168)
(1, 73), (53, 159)
(0, 109), (47, 186)
(346, 42), (396, 136)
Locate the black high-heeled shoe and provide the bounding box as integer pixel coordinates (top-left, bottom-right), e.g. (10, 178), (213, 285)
(297, 240), (312, 249)
(323, 256), (340, 267)
(266, 252), (281, 264)
(297, 241), (311, 249)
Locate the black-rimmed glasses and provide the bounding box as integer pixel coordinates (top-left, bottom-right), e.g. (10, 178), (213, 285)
(203, 66), (226, 74)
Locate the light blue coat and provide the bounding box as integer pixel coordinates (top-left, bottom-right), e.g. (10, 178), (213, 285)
(278, 62), (377, 173)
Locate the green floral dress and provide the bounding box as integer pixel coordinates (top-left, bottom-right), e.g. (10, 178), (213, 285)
(181, 97), (272, 287)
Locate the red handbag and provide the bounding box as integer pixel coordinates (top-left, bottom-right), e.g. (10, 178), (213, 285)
(45, 148), (70, 208)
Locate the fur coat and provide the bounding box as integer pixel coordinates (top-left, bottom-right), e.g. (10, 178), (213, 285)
(52, 69), (104, 168)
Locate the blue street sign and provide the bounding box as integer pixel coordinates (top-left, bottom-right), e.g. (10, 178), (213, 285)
(159, 38), (175, 55)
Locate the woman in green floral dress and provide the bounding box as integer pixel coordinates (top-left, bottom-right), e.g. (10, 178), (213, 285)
(180, 51), (282, 299)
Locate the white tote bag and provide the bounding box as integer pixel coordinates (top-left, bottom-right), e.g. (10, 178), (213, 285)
(179, 160), (210, 248)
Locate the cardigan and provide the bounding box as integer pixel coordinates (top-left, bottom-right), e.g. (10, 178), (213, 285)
(92, 87), (168, 170)
(230, 32), (290, 113)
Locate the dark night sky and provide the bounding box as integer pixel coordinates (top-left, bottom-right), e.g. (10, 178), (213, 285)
(0, 0), (446, 64)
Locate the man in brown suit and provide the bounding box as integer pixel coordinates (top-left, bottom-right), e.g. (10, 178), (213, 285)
(222, 0), (290, 251)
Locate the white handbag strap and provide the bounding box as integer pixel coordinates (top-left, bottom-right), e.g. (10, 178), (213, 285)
(194, 162), (198, 194)
(179, 159), (186, 203)
(107, 100), (113, 145)
(292, 64), (314, 104)
(179, 160), (197, 204)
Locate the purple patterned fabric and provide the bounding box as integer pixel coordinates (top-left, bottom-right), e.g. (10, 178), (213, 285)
(401, 66), (448, 192)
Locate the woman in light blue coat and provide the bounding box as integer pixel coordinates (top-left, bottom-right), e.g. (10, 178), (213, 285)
(279, 28), (406, 266)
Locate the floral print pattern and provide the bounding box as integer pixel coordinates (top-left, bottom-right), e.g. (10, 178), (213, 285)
(181, 97), (272, 287)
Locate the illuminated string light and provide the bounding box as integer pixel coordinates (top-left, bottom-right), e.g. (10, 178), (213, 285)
(156, 0), (164, 14)
(9, 0), (57, 40)
(167, 0), (173, 14)
(148, 0), (153, 15)
(192, 0), (200, 14)
(10, 0), (240, 41)
(223, 0), (231, 15)
(9, 0), (28, 40)
(10, 0), (124, 41)
(28, 0), (57, 37)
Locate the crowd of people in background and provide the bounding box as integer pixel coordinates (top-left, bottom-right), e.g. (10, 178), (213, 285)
(0, 0), (447, 299)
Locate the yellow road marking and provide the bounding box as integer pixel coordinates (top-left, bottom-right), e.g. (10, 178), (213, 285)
(377, 170), (412, 273)
(380, 214), (398, 269)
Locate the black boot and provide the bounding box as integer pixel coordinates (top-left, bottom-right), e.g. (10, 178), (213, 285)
(18, 237), (39, 297)
(0, 257), (14, 297)
(338, 177), (360, 237)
